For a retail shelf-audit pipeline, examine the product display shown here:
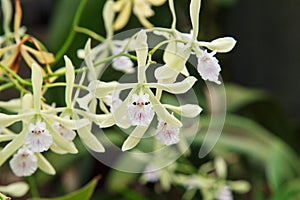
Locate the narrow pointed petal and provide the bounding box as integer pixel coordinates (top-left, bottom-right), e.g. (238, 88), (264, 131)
(113, 0), (132, 30)
(22, 45), (55, 64)
(190, 0), (201, 39)
(44, 120), (78, 154)
(64, 56), (75, 108)
(0, 113), (31, 127)
(90, 80), (136, 98)
(0, 98), (21, 113)
(135, 30), (148, 67)
(147, 0), (166, 6)
(136, 15), (153, 28)
(0, 134), (16, 142)
(112, 89), (136, 128)
(43, 114), (89, 130)
(0, 128), (27, 167)
(103, 0), (115, 37)
(36, 153), (56, 175)
(84, 39), (97, 81)
(147, 76), (197, 94)
(122, 126), (148, 151)
(145, 88), (182, 127)
(31, 63), (43, 111)
(14, 0), (22, 37)
(198, 37), (237, 53)
(162, 104), (202, 118)
(77, 125), (105, 152)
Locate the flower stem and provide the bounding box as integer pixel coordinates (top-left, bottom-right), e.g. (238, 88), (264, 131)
(53, 0), (88, 63)
(27, 176), (40, 198)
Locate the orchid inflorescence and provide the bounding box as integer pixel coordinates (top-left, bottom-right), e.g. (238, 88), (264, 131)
(0, 0), (248, 199)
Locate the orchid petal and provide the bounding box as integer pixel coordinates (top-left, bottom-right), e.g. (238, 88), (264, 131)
(154, 65), (178, 81)
(2, 0), (13, 34)
(31, 63), (43, 111)
(103, 0), (114, 38)
(145, 88), (182, 127)
(0, 134), (16, 142)
(122, 126), (148, 151)
(162, 104), (202, 118)
(135, 30), (148, 67)
(198, 37), (237, 53)
(0, 128), (27, 167)
(76, 93), (94, 111)
(84, 39), (97, 81)
(22, 45), (55, 64)
(77, 125), (105, 152)
(0, 181), (29, 198)
(14, 0), (22, 37)
(64, 56), (75, 108)
(44, 119), (78, 154)
(89, 80), (136, 99)
(147, 76), (197, 94)
(190, 0), (201, 39)
(36, 152), (55, 175)
(113, 0), (132, 30)
(147, 0), (167, 6)
(136, 15), (153, 28)
(43, 114), (89, 130)
(21, 93), (34, 112)
(0, 113), (29, 127)
(0, 98), (21, 113)
(112, 89), (136, 129)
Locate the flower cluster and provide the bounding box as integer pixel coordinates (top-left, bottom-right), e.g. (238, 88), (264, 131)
(0, 3), (246, 200)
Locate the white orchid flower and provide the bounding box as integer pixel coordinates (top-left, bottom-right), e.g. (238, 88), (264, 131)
(85, 30), (201, 151)
(153, 0), (236, 84)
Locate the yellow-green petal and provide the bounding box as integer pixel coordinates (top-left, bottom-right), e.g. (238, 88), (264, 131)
(0, 128), (27, 166)
(0, 181), (29, 198)
(103, 0), (115, 38)
(0, 98), (21, 113)
(64, 56), (75, 108)
(190, 0), (201, 39)
(145, 88), (182, 127)
(122, 126), (148, 151)
(113, 0), (132, 30)
(147, 76), (197, 94)
(77, 125), (105, 153)
(162, 104), (202, 118)
(36, 152), (56, 175)
(198, 37), (237, 53)
(31, 63), (43, 111)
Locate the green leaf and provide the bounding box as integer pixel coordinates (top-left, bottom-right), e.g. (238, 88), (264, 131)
(31, 176), (100, 200)
(225, 83), (268, 111)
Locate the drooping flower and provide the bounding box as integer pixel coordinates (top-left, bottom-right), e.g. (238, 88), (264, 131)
(126, 93), (155, 126)
(113, 0), (167, 30)
(142, 164), (160, 182)
(155, 118), (180, 146)
(197, 50), (221, 84)
(112, 46), (134, 73)
(216, 185), (233, 200)
(9, 147), (38, 177)
(24, 122), (53, 152)
(52, 121), (76, 142)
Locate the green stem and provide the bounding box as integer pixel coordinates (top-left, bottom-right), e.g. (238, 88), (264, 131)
(27, 176), (40, 198)
(0, 64), (31, 86)
(53, 0), (88, 63)
(0, 82), (14, 91)
(74, 26), (106, 42)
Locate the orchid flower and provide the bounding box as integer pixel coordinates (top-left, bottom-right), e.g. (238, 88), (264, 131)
(0, 0), (54, 74)
(77, 0), (134, 81)
(0, 62), (90, 176)
(113, 0), (167, 30)
(154, 0), (236, 84)
(82, 30), (201, 151)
